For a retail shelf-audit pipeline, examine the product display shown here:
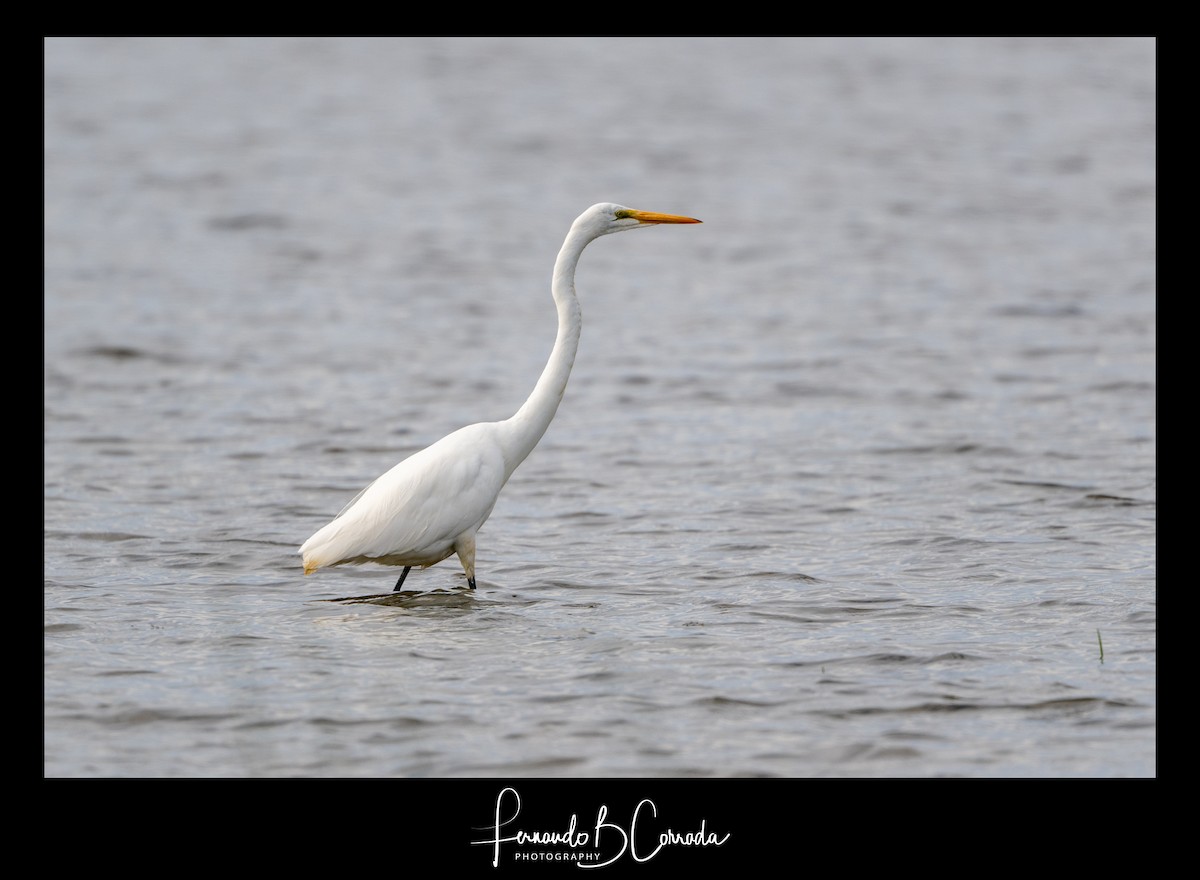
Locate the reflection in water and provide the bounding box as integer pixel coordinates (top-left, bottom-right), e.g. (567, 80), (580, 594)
(323, 589), (478, 609)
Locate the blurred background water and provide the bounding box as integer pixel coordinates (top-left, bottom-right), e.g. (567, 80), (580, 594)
(44, 37), (1155, 777)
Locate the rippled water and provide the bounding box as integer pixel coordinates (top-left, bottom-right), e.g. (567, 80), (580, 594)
(44, 37), (1155, 777)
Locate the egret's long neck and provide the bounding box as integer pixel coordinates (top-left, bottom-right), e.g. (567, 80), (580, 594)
(499, 223), (593, 476)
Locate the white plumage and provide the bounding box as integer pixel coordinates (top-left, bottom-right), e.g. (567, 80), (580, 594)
(300, 203), (701, 591)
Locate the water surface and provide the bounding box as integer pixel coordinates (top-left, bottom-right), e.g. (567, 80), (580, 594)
(44, 37), (1155, 777)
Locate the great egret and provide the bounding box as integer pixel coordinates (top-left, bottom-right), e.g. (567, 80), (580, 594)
(300, 203), (701, 591)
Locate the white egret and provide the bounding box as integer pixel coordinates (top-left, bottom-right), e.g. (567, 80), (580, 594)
(300, 203), (701, 591)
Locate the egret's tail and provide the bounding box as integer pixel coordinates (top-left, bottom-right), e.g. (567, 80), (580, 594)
(300, 543), (322, 575)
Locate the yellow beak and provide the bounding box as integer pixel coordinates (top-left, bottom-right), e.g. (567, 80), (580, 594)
(625, 210), (702, 225)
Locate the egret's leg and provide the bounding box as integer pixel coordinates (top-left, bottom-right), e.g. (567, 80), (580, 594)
(393, 566), (412, 592)
(455, 536), (477, 591)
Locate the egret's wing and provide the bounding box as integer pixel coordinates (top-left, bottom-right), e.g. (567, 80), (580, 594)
(301, 423), (508, 570)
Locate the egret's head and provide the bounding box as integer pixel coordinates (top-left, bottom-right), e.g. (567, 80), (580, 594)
(576, 202), (702, 238)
